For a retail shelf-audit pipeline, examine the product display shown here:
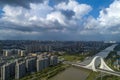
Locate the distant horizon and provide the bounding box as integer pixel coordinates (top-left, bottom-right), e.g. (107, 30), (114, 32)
(0, 39), (118, 42)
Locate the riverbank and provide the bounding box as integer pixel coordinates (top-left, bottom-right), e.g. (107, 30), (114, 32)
(97, 75), (120, 80)
(86, 71), (100, 80)
(49, 66), (90, 80)
(20, 63), (69, 80)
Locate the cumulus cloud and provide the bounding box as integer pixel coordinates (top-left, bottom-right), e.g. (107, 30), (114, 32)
(0, 0), (120, 40)
(0, 0), (45, 9)
(0, 0), (70, 9)
(0, 0), (92, 38)
(98, 0), (120, 29)
(82, 0), (120, 36)
(55, 0), (92, 19)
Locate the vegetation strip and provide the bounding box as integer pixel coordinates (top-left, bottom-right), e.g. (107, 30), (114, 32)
(20, 63), (69, 80)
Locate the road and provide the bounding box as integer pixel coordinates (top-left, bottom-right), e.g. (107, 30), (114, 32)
(72, 63), (120, 77)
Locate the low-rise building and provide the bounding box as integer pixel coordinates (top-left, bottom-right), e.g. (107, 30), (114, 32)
(113, 58), (120, 70)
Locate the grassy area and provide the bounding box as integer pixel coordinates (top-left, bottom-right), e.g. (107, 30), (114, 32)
(59, 46), (108, 62)
(105, 51), (120, 71)
(20, 63), (69, 80)
(97, 75), (120, 80)
(59, 54), (85, 62)
(86, 71), (100, 80)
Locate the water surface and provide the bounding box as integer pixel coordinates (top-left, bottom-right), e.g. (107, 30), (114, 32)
(49, 67), (90, 80)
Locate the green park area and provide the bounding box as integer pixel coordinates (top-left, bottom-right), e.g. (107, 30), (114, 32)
(59, 54), (86, 62)
(86, 71), (100, 80)
(59, 49), (100, 62)
(97, 75), (120, 80)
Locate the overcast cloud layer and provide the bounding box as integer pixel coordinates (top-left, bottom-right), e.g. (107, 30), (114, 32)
(0, 0), (120, 41)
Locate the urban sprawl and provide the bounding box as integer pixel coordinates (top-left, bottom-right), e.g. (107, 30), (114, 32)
(0, 40), (116, 80)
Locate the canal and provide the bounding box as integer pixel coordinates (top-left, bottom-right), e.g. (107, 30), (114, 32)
(49, 67), (90, 80)
(81, 44), (117, 65)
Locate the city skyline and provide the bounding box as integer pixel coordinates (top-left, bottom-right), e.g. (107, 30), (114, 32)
(0, 0), (120, 41)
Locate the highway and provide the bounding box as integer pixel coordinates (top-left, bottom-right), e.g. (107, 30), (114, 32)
(71, 63), (120, 77)
(97, 68), (120, 77)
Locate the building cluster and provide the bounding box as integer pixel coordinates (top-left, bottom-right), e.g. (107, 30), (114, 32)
(25, 41), (109, 54)
(26, 44), (52, 53)
(0, 40), (110, 54)
(113, 58), (120, 70)
(113, 51), (120, 70)
(0, 54), (58, 80)
(2, 49), (25, 57)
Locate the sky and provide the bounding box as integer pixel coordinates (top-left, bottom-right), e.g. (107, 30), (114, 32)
(0, 0), (120, 41)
